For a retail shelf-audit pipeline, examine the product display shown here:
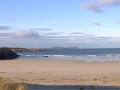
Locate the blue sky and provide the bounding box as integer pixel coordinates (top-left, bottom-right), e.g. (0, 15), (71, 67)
(0, 0), (120, 48)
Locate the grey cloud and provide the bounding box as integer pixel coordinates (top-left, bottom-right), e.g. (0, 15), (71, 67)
(0, 26), (11, 30)
(44, 36), (69, 39)
(82, 3), (102, 13)
(41, 32), (62, 35)
(0, 33), (13, 38)
(0, 25), (52, 31)
(82, 0), (120, 12)
(92, 22), (101, 26)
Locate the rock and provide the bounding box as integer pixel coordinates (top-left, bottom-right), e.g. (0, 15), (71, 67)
(0, 48), (20, 60)
(43, 55), (49, 57)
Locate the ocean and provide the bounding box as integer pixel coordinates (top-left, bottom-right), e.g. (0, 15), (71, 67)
(17, 48), (120, 62)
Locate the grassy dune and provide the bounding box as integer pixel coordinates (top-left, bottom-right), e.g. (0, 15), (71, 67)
(0, 77), (28, 90)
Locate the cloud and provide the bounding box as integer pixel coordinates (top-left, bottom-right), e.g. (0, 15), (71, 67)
(0, 26), (11, 30)
(1, 30), (120, 48)
(41, 32), (62, 35)
(28, 28), (52, 31)
(82, 0), (120, 12)
(92, 22), (101, 26)
(83, 3), (102, 13)
(15, 31), (40, 38)
(0, 26), (52, 32)
(101, 0), (120, 6)
(117, 20), (120, 24)
(69, 32), (85, 35)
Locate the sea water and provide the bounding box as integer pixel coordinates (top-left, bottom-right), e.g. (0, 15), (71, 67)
(17, 48), (120, 62)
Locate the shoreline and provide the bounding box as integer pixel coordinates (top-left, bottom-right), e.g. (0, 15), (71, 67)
(17, 56), (120, 63)
(0, 59), (120, 86)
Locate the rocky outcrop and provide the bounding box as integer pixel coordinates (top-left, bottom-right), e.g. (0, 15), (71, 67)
(0, 48), (19, 60)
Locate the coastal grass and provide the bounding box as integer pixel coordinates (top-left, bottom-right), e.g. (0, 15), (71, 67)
(0, 77), (28, 90)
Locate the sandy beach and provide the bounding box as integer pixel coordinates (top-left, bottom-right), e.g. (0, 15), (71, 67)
(0, 59), (120, 86)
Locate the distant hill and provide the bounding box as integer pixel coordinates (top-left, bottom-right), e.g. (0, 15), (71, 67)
(2, 47), (45, 52)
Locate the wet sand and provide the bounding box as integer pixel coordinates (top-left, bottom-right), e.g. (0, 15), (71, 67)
(0, 59), (120, 86)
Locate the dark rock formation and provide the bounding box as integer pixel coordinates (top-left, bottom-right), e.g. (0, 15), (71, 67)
(0, 48), (19, 60)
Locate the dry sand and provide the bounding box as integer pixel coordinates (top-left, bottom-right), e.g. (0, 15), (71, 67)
(0, 59), (120, 86)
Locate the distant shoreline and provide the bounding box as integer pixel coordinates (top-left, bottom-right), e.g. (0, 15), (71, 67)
(3, 47), (120, 52)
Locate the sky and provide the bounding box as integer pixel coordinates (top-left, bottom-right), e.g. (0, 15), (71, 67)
(0, 0), (120, 48)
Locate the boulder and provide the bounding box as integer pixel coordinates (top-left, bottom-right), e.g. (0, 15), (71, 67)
(0, 48), (19, 60)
